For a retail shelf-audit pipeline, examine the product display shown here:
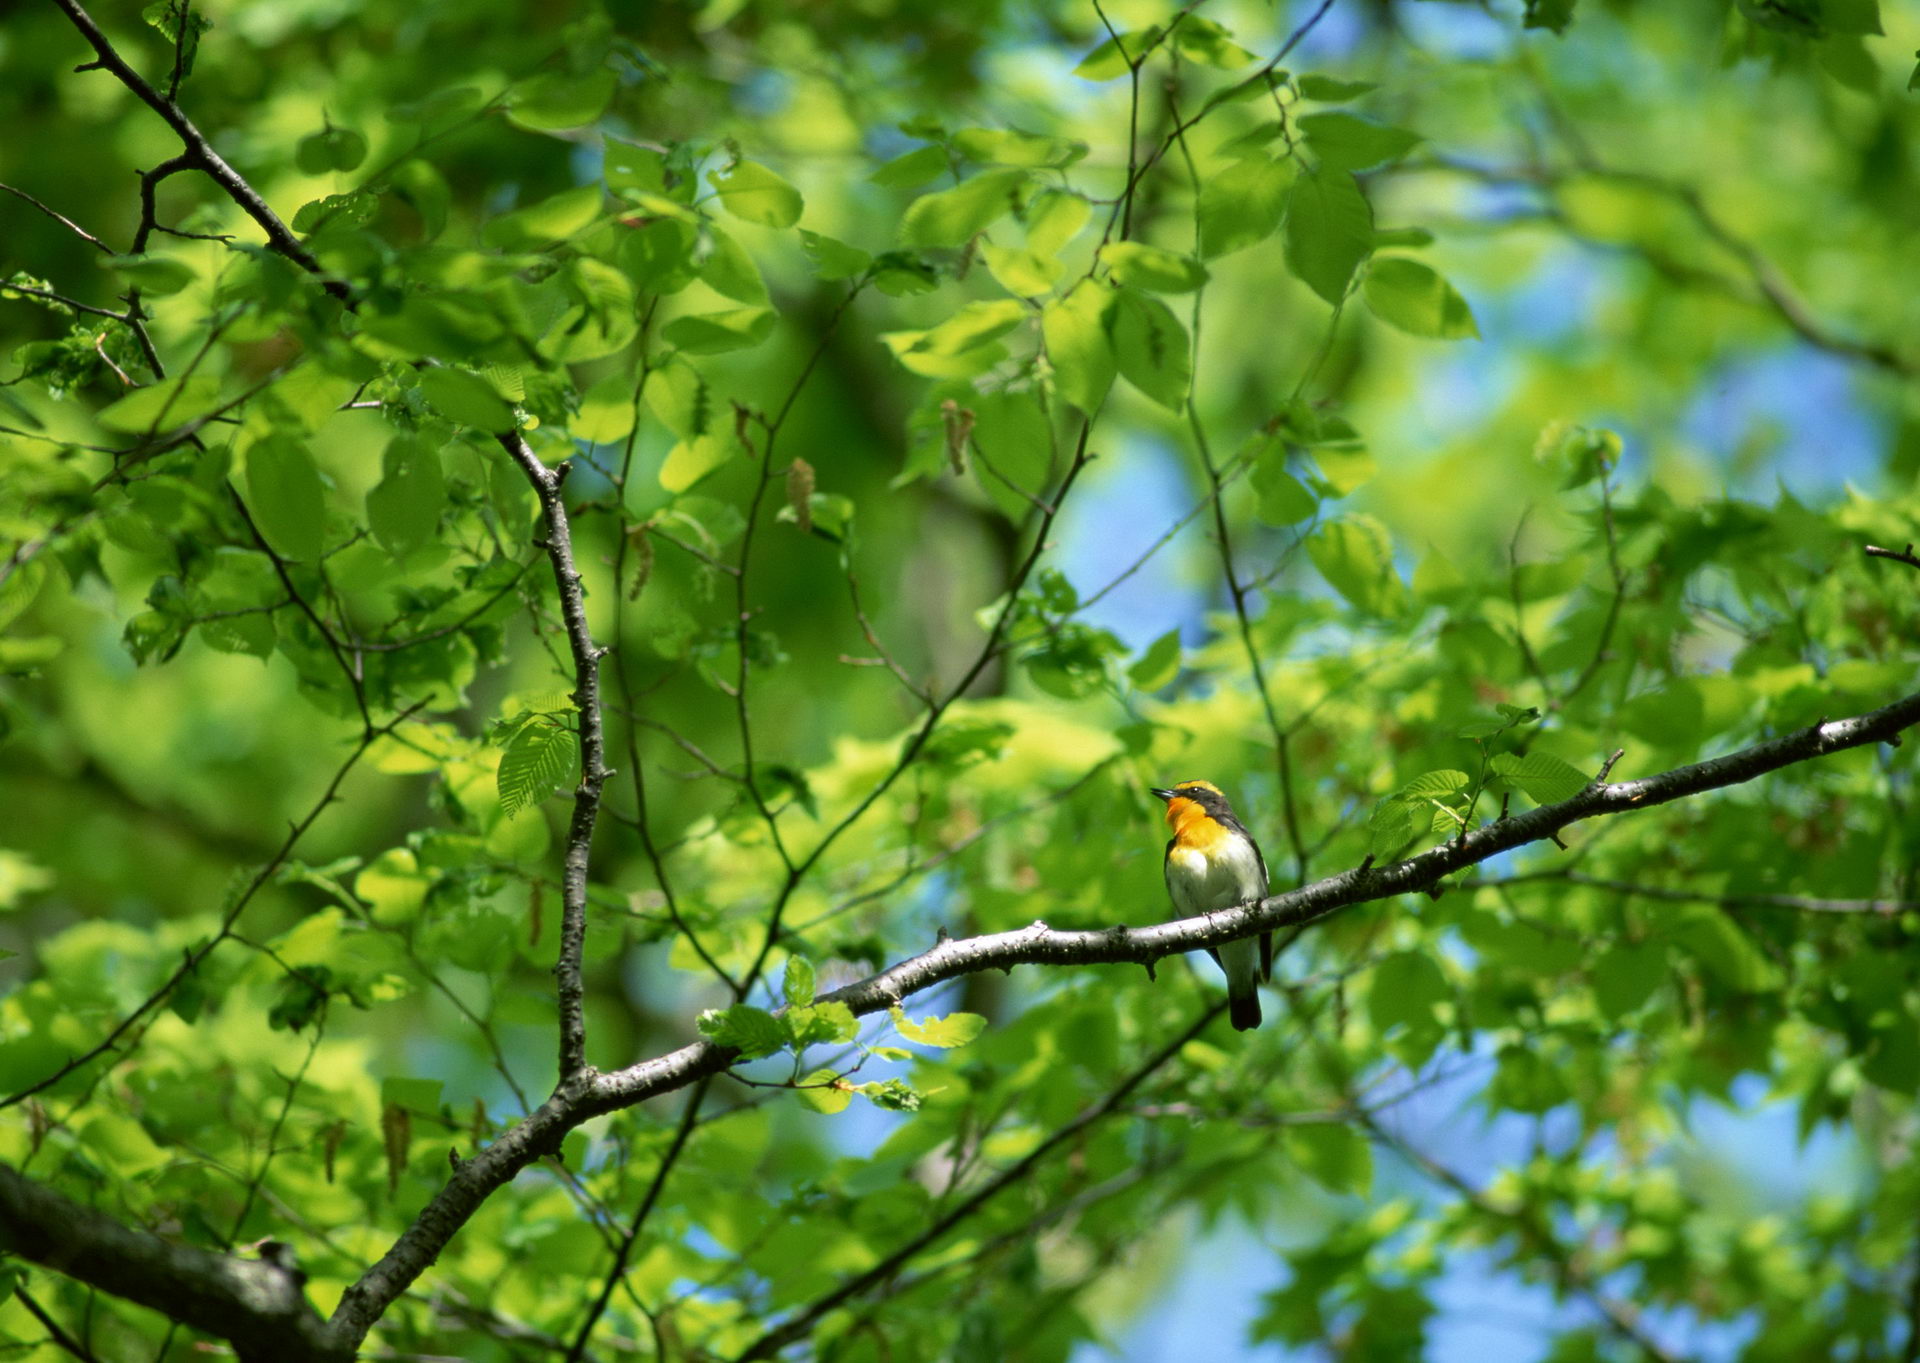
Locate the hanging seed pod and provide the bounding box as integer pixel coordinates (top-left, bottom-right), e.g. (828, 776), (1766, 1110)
(787, 457), (816, 534)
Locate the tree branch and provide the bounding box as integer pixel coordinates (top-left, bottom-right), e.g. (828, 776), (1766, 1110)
(500, 433), (610, 1080)
(319, 679), (1920, 1349)
(50, 0), (340, 293)
(0, 1165), (346, 1363)
(731, 1004), (1224, 1361)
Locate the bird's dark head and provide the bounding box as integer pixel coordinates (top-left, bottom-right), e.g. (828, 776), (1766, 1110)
(1148, 779), (1234, 823)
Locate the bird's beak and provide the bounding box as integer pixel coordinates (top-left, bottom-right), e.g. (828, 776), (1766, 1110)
(1148, 786), (1177, 801)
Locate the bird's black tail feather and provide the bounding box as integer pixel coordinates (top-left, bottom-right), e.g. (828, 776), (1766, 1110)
(1229, 987), (1261, 1032)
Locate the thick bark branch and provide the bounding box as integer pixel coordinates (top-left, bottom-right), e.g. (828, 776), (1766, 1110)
(0, 1164), (346, 1363)
(322, 683), (1920, 1348)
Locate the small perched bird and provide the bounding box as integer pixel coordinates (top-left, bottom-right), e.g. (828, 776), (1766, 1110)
(1149, 780), (1272, 1030)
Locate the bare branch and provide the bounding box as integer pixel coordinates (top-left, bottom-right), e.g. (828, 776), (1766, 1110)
(1865, 542), (1920, 574)
(0, 181), (112, 251)
(499, 434), (612, 1080)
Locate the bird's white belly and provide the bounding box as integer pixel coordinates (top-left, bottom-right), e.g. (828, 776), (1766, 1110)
(1165, 839), (1265, 916)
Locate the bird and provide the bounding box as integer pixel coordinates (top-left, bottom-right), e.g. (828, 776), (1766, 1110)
(1148, 780), (1272, 1031)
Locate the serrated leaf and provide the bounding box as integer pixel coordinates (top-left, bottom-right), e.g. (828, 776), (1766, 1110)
(697, 1004), (788, 1059)
(496, 718), (577, 819)
(891, 1007), (987, 1048)
(788, 1001), (858, 1048)
(1490, 751), (1590, 806)
(1308, 515), (1400, 615)
(508, 69), (615, 131)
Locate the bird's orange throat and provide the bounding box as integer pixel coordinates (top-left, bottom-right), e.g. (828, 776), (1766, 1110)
(1165, 798), (1232, 852)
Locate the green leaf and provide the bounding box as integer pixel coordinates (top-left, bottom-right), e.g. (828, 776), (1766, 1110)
(1251, 443), (1319, 525)
(366, 435), (446, 558)
(1073, 25), (1161, 79)
(1285, 1123), (1373, 1196)
(709, 159), (804, 229)
(788, 1001), (858, 1048)
(646, 359), (717, 441)
(291, 190), (377, 233)
(783, 955), (816, 1008)
(1127, 628), (1182, 690)
(417, 367), (515, 430)
(892, 1007), (988, 1048)
(141, 0), (210, 77)
(659, 435), (735, 492)
(1172, 16), (1256, 69)
(980, 241), (1061, 297)
(951, 127), (1087, 168)
(1109, 287), (1191, 411)
(1523, 0), (1577, 32)
(1362, 258), (1479, 339)
(795, 1068), (853, 1114)
(1197, 156), (1292, 258)
(102, 253), (195, 297)
(1041, 281), (1117, 415)
(507, 69), (615, 131)
(699, 228), (768, 305)
(1284, 168), (1373, 304)
(1025, 189), (1090, 255)
(1369, 951), (1451, 1034)
(900, 169), (1027, 248)
(1300, 112), (1422, 172)
(295, 125), (368, 173)
(574, 371), (637, 444)
(661, 307), (776, 355)
(800, 230), (871, 281)
(96, 374), (223, 433)
(1104, 242), (1209, 293)
(482, 185), (602, 250)
(1298, 74), (1378, 101)
(1489, 751), (1590, 806)
(697, 1004), (788, 1059)
(870, 144), (948, 189)
(1591, 942), (1667, 1020)
(1307, 515), (1399, 615)
(357, 848), (431, 925)
(497, 718), (577, 819)
(246, 436), (326, 562)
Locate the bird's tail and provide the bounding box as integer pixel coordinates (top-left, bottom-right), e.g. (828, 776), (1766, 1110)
(1228, 984), (1261, 1032)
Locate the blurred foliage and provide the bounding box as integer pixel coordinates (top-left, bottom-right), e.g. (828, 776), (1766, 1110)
(2, 0), (1920, 1359)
